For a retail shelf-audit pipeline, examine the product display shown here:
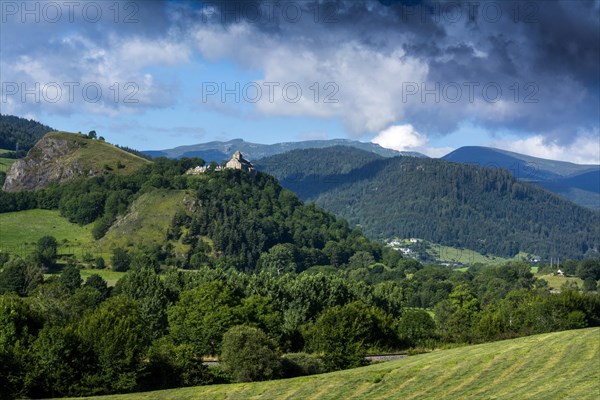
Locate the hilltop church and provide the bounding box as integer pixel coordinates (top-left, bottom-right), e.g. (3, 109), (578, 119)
(186, 151), (255, 175)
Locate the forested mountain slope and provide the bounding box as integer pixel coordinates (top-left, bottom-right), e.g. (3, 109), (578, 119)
(443, 146), (600, 210)
(256, 147), (600, 259)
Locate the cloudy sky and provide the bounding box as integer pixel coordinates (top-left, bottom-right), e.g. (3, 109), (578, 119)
(1, 0), (599, 163)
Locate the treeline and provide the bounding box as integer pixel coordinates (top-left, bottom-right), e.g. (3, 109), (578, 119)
(257, 147), (600, 259)
(1, 250), (599, 398)
(0, 114), (54, 152)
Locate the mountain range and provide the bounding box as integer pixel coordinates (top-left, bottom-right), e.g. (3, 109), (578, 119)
(142, 138), (426, 161)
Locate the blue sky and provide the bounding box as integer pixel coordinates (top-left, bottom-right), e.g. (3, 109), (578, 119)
(1, 0), (599, 163)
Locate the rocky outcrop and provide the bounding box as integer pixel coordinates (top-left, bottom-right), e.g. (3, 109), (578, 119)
(2, 133), (96, 192)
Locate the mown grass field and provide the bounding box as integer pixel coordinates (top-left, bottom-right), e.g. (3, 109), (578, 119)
(0, 209), (95, 256)
(85, 328), (600, 400)
(537, 273), (585, 291)
(428, 243), (510, 265)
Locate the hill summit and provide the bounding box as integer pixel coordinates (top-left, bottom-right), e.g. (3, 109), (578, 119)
(2, 131), (150, 192)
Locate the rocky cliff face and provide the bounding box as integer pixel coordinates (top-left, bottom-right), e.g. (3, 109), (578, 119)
(2, 134), (96, 192)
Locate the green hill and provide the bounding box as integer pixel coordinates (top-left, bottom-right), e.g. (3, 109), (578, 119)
(256, 147), (600, 260)
(79, 327), (600, 400)
(2, 131), (150, 192)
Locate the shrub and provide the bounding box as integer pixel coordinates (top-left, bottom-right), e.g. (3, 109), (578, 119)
(220, 325), (281, 382)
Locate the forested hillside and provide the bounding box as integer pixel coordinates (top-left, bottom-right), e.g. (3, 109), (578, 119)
(443, 146), (600, 210)
(256, 147), (600, 259)
(0, 114), (54, 153)
(0, 156), (394, 272)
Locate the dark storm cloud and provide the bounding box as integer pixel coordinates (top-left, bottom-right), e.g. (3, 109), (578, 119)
(2, 0), (597, 141)
(1, 1), (172, 56)
(193, 0), (598, 138)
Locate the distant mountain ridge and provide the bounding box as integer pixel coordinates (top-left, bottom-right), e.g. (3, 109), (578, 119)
(256, 146), (599, 260)
(442, 146), (600, 210)
(143, 138), (426, 161)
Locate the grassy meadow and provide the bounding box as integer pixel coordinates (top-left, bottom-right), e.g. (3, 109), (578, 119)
(78, 327), (600, 400)
(0, 209), (95, 256)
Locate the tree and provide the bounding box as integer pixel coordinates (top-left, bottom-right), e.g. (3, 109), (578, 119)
(77, 296), (149, 394)
(397, 309), (437, 348)
(83, 274), (109, 299)
(59, 264), (82, 293)
(87, 130), (97, 139)
(583, 277), (597, 292)
(95, 256), (105, 270)
(36, 235), (58, 269)
(259, 244), (297, 275)
(0, 294), (40, 398)
(26, 325), (88, 398)
(577, 259), (600, 283)
(143, 338), (212, 390)
(111, 248), (130, 272)
(305, 301), (393, 371)
(168, 281), (241, 356)
(220, 325), (281, 382)
(0, 258), (43, 296)
(348, 251), (375, 270)
(114, 266), (169, 339)
(0, 252), (9, 268)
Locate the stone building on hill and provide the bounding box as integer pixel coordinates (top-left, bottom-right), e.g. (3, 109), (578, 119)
(186, 151), (255, 175)
(225, 151), (255, 173)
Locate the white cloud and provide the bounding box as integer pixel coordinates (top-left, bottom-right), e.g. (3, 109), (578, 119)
(372, 124), (454, 157)
(1, 35), (190, 117)
(191, 23), (429, 134)
(372, 124), (426, 151)
(491, 132), (600, 165)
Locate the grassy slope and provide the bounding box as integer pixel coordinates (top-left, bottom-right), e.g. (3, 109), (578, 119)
(0, 209), (94, 255)
(537, 273), (585, 291)
(427, 243), (511, 265)
(0, 189), (191, 257)
(44, 131), (149, 175)
(100, 189), (192, 254)
(88, 328), (599, 400)
(391, 238), (527, 266)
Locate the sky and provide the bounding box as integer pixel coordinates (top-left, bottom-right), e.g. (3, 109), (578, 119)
(1, 0), (599, 163)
